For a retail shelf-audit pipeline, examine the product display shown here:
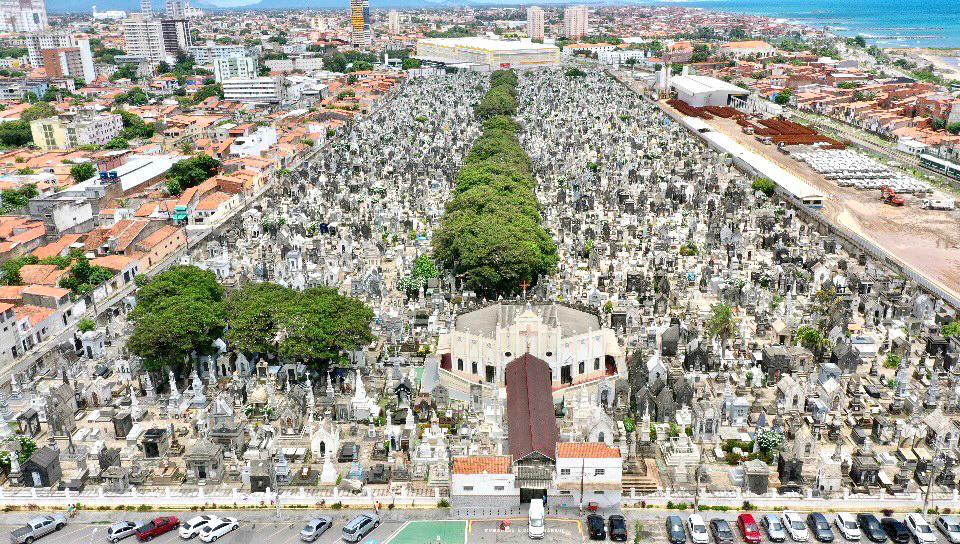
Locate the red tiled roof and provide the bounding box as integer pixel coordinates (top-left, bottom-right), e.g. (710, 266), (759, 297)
(505, 353), (558, 462)
(556, 443), (621, 459)
(452, 455), (511, 475)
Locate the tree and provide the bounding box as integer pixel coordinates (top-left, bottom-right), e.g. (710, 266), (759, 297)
(104, 137), (129, 150)
(751, 177), (776, 197)
(705, 303), (737, 358)
(77, 317), (96, 333)
(70, 162), (96, 183)
(58, 255), (114, 295)
(128, 266), (226, 375)
(20, 102), (55, 122)
(943, 321), (960, 338)
(398, 255), (440, 298)
(883, 353), (902, 369)
(114, 87), (149, 106)
(755, 428), (784, 457)
(224, 282), (295, 355)
(795, 325), (831, 360)
(401, 58), (421, 70)
(166, 154), (220, 195)
(0, 121), (32, 147)
(193, 83), (223, 104)
(774, 87), (793, 106)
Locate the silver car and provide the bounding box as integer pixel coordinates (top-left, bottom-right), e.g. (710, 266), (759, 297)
(300, 517), (333, 542)
(764, 514), (788, 543)
(106, 521), (137, 543)
(937, 516), (960, 544)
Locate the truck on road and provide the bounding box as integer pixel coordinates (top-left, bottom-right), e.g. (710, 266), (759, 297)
(921, 198), (956, 211)
(10, 515), (67, 544)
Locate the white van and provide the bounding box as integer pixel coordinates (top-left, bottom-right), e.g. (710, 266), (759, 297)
(528, 500), (545, 539)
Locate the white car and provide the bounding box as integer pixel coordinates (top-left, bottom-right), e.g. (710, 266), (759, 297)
(835, 513), (861, 541)
(906, 514), (936, 544)
(782, 512), (809, 542)
(937, 516), (960, 544)
(198, 517), (239, 543)
(179, 515), (219, 539)
(688, 514), (710, 544)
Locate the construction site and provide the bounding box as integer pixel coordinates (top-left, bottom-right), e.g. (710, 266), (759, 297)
(662, 97), (960, 303)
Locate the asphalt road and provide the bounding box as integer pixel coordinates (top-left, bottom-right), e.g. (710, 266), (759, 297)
(2, 509), (958, 544)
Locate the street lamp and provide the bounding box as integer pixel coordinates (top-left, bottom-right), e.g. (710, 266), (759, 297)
(922, 455), (946, 517)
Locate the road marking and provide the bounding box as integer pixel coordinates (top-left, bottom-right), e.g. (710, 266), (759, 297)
(260, 524), (291, 541)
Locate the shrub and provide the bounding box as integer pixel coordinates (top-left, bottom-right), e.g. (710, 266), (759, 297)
(437, 498), (450, 508)
(752, 177), (776, 197)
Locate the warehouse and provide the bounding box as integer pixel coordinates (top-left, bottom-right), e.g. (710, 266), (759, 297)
(415, 37), (560, 69)
(670, 75), (749, 108)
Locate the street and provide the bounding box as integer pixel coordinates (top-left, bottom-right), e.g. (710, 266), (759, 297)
(3, 508), (960, 544)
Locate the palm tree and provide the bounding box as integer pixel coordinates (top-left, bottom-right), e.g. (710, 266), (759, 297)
(706, 303), (737, 360)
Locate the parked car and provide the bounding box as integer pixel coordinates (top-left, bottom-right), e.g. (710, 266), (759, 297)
(880, 518), (911, 544)
(608, 515), (627, 542)
(666, 515), (687, 544)
(299, 517), (333, 542)
(858, 515), (888, 543)
(341, 513), (380, 543)
(835, 513), (862, 541)
(689, 515), (711, 544)
(135, 516), (179, 541)
(198, 517), (239, 543)
(10, 515), (67, 544)
(783, 512), (809, 542)
(905, 514), (936, 544)
(937, 516), (960, 544)
(528, 500), (545, 540)
(106, 521), (138, 543)
(587, 514), (606, 541)
(808, 513), (835, 543)
(763, 513), (788, 543)
(179, 515), (219, 539)
(738, 514), (763, 544)
(710, 519), (735, 544)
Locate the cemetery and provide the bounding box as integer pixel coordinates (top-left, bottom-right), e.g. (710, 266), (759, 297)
(1, 64), (959, 515)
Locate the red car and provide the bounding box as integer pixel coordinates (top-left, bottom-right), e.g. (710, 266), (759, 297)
(136, 516), (180, 541)
(738, 514), (763, 544)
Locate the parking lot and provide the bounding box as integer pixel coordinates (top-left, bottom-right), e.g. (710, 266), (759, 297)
(0, 511), (402, 544)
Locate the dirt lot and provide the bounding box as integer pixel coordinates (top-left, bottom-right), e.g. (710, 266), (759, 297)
(705, 115), (960, 298)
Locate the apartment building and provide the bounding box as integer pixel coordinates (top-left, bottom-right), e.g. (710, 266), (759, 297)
(563, 5), (588, 39)
(0, 0), (47, 32)
(527, 6), (544, 41)
(41, 39), (96, 84)
(24, 30), (73, 67)
(122, 16), (166, 63)
(214, 56), (257, 83)
(222, 77), (285, 103)
(30, 112), (124, 150)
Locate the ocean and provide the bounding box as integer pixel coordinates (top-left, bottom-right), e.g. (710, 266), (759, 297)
(650, 0), (960, 49)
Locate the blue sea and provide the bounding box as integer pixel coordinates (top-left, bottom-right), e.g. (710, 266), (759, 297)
(649, 0), (960, 49)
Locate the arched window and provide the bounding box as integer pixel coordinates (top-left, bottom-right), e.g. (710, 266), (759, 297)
(457, 358), (463, 371)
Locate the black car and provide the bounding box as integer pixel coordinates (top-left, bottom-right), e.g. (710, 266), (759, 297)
(666, 516), (687, 544)
(880, 518), (911, 544)
(609, 515), (628, 542)
(807, 513), (835, 543)
(710, 519), (735, 544)
(858, 514), (888, 543)
(587, 514), (606, 541)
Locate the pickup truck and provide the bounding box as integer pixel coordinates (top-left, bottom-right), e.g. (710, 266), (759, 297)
(922, 198), (956, 211)
(10, 515), (67, 544)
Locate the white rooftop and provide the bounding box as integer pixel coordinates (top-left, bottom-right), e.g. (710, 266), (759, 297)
(417, 37), (560, 53)
(671, 75), (749, 96)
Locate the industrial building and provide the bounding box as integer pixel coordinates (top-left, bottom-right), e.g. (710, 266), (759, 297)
(415, 37), (560, 69)
(669, 75), (750, 108)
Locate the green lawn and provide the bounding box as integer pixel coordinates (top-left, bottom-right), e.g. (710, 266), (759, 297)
(385, 520), (466, 544)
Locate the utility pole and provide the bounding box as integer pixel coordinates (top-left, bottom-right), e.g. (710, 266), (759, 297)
(922, 456), (945, 517)
(693, 448), (705, 513)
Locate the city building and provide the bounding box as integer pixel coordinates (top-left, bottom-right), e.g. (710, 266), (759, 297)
(527, 6), (544, 41)
(122, 16), (166, 63)
(551, 443), (622, 509)
(91, 6), (127, 20)
(450, 456), (516, 508)
(189, 43), (251, 65)
(670, 74), (750, 107)
(222, 77), (285, 103)
(350, 0), (371, 47)
(437, 302), (623, 396)
(30, 112), (123, 150)
(718, 40), (776, 59)
(24, 30), (74, 67)
(415, 37), (560, 69)
(387, 9), (400, 34)
(0, 0), (47, 32)
(41, 40), (95, 84)
(160, 18), (191, 56)
(140, 0), (151, 17)
(563, 5), (588, 39)
(165, 0), (183, 19)
(213, 56), (256, 83)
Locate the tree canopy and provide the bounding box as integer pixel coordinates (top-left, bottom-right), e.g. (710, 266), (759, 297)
(70, 162), (96, 183)
(166, 153), (221, 195)
(434, 70), (557, 298)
